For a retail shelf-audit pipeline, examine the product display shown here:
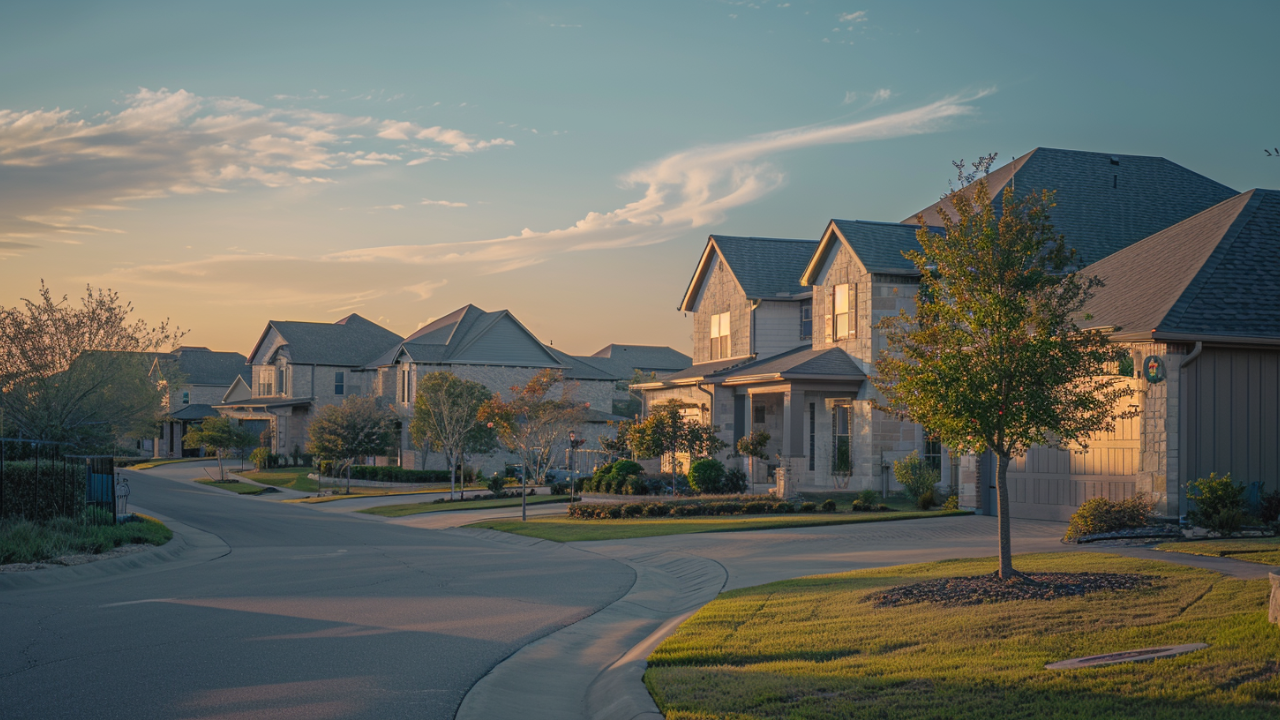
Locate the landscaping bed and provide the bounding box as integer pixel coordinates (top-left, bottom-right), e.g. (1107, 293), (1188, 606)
(196, 479), (270, 495)
(646, 553), (1280, 720)
(468, 508), (971, 542)
(359, 493), (569, 518)
(0, 514), (172, 565)
(868, 571), (1153, 607)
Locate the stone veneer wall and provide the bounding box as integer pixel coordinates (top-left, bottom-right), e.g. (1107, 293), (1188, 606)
(691, 254), (753, 363)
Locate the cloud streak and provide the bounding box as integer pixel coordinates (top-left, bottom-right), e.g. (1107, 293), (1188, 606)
(0, 88), (512, 241)
(328, 92), (990, 272)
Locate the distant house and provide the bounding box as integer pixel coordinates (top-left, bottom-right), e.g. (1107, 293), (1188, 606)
(579, 344), (692, 418)
(637, 146), (1260, 511)
(149, 347), (250, 459)
(216, 314), (403, 457)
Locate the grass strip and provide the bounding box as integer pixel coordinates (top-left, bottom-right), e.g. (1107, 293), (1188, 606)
(359, 494), (570, 517)
(284, 487), (464, 504)
(196, 479), (269, 495)
(646, 552), (1280, 720)
(469, 509), (971, 542)
(1156, 537), (1280, 566)
(1, 515), (173, 564)
(238, 467), (319, 493)
(130, 457), (208, 471)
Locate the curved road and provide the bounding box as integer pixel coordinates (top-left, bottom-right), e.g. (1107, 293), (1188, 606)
(0, 463), (634, 720)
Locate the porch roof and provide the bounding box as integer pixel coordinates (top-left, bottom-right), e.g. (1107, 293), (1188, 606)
(631, 355), (756, 388)
(165, 404), (219, 421)
(716, 346), (868, 385)
(213, 397), (314, 410)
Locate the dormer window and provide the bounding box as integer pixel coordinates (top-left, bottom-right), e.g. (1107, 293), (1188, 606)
(335, 371), (345, 395)
(710, 311), (731, 360)
(833, 283), (854, 340)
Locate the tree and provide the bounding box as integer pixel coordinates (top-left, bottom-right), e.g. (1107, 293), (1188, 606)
(874, 173), (1132, 580)
(183, 417), (254, 481)
(629, 399), (727, 495)
(306, 396), (397, 494)
(478, 369), (584, 521)
(0, 283), (184, 450)
(598, 419), (635, 460)
(410, 372), (497, 500)
(736, 431), (770, 487)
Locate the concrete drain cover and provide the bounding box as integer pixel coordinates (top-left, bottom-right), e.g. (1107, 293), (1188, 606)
(1046, 643), (1208, 670)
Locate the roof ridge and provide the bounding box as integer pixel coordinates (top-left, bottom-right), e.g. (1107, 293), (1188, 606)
(1160, 190), (1263, 332)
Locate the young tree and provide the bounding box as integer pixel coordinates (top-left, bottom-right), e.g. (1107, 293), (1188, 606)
(183, 417), (254, 481)
(410, 371), (497, 500)
(874, 175), (1132, 579)
(0, 283), (184, 450)
(736, 431), (771, 488)
(306, 396), (398, 494)
(478, 369), (584, 521)
(630, 399), (727, 495)
(598, 419), (635, 461)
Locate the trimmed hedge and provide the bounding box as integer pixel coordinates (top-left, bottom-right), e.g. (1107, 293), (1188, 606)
(566, 496), (833, 520)
(347, 466), (452, 483)
(1065, 494), (1153, 540)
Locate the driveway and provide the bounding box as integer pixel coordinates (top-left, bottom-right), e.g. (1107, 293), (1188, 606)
(0, 464), (634, 720)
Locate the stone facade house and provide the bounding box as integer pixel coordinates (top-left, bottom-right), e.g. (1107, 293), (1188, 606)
(149, 347), (251, 459)
(638, 147), (1263, 514)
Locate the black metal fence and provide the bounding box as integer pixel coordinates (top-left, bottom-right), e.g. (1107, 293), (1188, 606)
(0, 438), (116, 524)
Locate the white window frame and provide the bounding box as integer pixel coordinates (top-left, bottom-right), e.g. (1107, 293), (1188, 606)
(710, 311), (731, 360)
(833, 283), (854, 340)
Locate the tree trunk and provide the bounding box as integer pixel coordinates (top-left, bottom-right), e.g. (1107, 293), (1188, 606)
(448, 451), (457, 501)
(216, 450), (225, 482)
(995, 452), (1016, 579)
(521, 458), (528, 522)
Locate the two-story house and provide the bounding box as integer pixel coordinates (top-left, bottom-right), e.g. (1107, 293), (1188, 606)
(150, 346), (251, 459)
(638, 147), (1252, 506)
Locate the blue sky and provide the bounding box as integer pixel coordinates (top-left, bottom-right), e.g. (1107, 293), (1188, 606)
(2, 0), (1276, 356)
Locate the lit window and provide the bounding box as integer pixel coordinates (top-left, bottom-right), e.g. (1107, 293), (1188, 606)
(335, 371), (345, 395)
(833, 283), (854, 339)
(710, 311), (731, 360)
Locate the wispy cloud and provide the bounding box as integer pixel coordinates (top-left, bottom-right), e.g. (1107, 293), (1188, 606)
(403, 279), (447, 300)
(0, 88), (511, 242)
(842, 91), (858, 105)
(328, 92), (990, 273)
(421, 199), (468, 208)
(839, 11), (867, 22)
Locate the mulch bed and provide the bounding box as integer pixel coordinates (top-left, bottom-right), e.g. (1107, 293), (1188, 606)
(869, 571), (1154, 607)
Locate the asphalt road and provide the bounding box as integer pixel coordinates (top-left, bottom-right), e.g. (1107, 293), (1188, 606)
(0, 463), (634, 720)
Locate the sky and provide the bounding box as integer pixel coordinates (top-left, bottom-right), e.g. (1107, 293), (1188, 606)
(2, 0), (1277, 358)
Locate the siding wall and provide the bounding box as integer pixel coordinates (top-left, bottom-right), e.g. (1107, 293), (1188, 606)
(1183, 346), (1280, 496)
(753, 299), (805, 358)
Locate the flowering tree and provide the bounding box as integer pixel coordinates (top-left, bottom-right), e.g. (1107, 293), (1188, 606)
(478, 369), (584, 520)
(874, 171), (1132, 580)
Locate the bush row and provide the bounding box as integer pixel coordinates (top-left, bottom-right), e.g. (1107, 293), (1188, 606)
(566, 496), (894, 520)
(345, 465), (454, 483)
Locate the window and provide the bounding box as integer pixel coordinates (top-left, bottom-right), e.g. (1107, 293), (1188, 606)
(181, 391), (189, 405)
(335, 371), (345, 395)
(924, 435), (942, 471)
(753, 404), (765, 426)
(258, 370), (273, 397)
(832, 283), (854, 339)
(710, 311), (731, 360)
(277, 367), (286, 396)
(832, 404), (852, 474)
(799, 299), (812, 340)
(808, 403), (815, 471)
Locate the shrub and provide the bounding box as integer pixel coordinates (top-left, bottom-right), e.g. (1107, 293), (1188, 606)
(858, 489), (880, 506)
(486, 476), (508, 496)
(689, 458), (727, 495)
(893, 451), (940, 500)
(772, 501), (794, 513)
(623, 476), (649, 496)
(548, 480), (569, 496)
(1065, 494), (1154, 540)
(722, 467), (749, 494)
(622, 503), (644, 518)
(917, 489), (936, 510)
(799, 501), (817, 513)
(942, 494), (960, 511)
(610, 460), (644, 479)
(644, 503), (670, 517)
(741, 501), (767, 514)
(1187, 473), (1246, 533)
(1261, 490), (1280, 524)
(249, 447), (271, 471)
(820, 498), (837, 513)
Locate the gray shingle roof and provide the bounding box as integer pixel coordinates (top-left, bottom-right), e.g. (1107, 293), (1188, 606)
(545, 348), (616, 381)
(373, 305), (563, 369)
(590, 344), (692, 373)
(167, 404), (219, 421)
(1082, 189), (1280, 341)
(717, 346), (867, 382)
(711, 236), (818, 298)
(263, 314), (402, 367)
(906, 147), (1238, 266)
(645, 356), (754, 385)
(829, 220), (939, 275)
(169, 347), (250, 386)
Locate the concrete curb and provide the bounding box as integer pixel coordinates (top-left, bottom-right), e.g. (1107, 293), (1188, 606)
(453, 539), (726, 720)
(0, 505), (231, 592)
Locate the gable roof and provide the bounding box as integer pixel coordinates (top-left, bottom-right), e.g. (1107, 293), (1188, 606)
(717, 346), (867, 385)
(588, 344), (692, 375)
(371, 304), (564, 369)
(166, 347), (250, 386)
(905, 147), (1237, 266)
(1081, 189), (1280, 344)
(545, 347), (617, 381)
(800, 219), (940, 284)
(248, 313), (402, 367)
(680, 235), (818, 311)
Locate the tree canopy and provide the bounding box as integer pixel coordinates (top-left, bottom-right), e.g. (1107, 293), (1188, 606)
(307, 396), (398, 493)
(874, 174), (1132, 579)
(0, 283), (184, 450)
(183, 417), (254, 481)
(409, 371), (497, 498)
(628, 399), (727, 494)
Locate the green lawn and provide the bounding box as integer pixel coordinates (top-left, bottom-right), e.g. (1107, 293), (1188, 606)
(646, 553), (1280, 720)
(196, 479), (270, 495)
(358, 494), (570, 518)
(469, 509), (970, 542)
(1157, 536), (1280, 566)
(238, 466), (318, 492)
(1, 514), (173, 564)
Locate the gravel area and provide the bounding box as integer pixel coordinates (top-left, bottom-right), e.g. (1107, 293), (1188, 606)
(869, 571), (1154, 607)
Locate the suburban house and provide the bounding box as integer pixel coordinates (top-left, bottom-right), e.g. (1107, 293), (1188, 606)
(216, 314), (403, 456)
(579, 344), (692, 417)
(636, 147), (1271, 519)
(150, 347), (251, 459)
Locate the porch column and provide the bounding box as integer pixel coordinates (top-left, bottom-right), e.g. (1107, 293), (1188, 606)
(784, 390), (806, 458)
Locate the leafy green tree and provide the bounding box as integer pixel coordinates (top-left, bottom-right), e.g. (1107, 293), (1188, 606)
(630, 399), (727, 495)
(478, 369), (584, 520)
(0, 282), (184, 450)
(183, 417), (254, 481)
(410, 371), (497, 499)
(306, 396), (398, 494)
(736, 430), (771, 487)
(874, 175), (1132, 579)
